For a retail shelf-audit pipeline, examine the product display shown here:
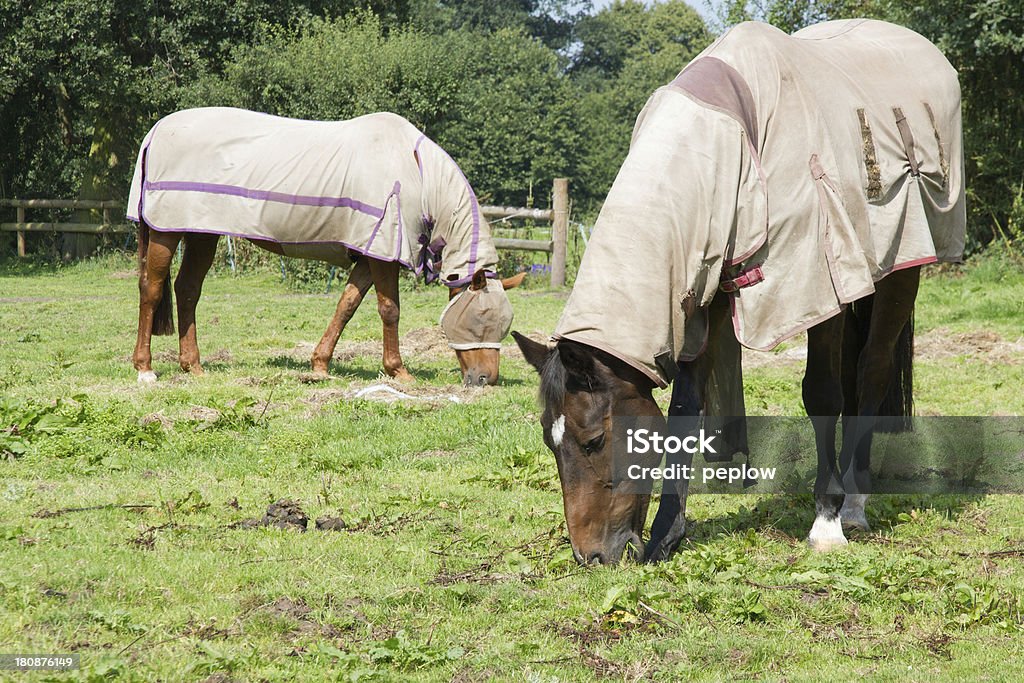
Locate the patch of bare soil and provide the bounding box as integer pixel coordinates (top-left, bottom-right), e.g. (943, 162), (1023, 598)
(266, 597), (318, 634)
(915, 327), (1024, 364)
(742, 333), (808, 369)
(739, 327), (1024, 370)
(287, 326), (453, 365)
(182, 405), (221, 423)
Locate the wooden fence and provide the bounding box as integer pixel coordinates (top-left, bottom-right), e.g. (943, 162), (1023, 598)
(0, 178), (570, 287)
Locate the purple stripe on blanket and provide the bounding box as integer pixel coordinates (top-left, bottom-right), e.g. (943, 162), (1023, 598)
(141, 219), (415, 270)
(144, 180), (385, 218)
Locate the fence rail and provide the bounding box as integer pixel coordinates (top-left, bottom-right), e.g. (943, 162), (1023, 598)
(1, 178), (570, 286)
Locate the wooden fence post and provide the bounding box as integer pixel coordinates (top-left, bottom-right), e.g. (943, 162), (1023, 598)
(16, 206), (26, 257)
(551, 177), (569, 287)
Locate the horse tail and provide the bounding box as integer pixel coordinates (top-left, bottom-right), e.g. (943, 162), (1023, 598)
(138, 221), (174, 336)
(877, 309), (914, 432)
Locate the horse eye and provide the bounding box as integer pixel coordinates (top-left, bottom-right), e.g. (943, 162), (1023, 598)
(583, 435), (605, 454)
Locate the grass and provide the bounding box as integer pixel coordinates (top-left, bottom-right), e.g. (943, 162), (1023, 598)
(0, 251), (1023, 682)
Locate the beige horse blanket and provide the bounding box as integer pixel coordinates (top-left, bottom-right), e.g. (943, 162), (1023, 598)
(127, 107), (498, 287)
(556, 19), (966, 387)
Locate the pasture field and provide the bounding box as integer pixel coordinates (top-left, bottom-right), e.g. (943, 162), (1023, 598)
(1, 252), (1023, 682)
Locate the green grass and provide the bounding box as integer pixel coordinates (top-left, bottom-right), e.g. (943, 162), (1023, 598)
(0, 252), (1022, 682)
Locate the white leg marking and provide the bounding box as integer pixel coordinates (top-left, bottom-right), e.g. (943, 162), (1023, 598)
(550, 414), (566, 448)
(137, 370), (157, 384)
(807, 514), (848, 551)
(840, 493), (871, 531)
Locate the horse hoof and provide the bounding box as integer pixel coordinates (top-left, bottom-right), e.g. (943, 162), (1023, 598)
(137, 370), (158, 384)
(391, 369), (415, 385)
(840, 515), (870, 532)
(807, 515), (848, 551)
(840, 494), (870, 532)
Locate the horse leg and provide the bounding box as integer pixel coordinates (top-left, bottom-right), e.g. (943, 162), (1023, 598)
(368, 258), (414, 383)
(133, 229), (181, 383)
(646, 293), (740, 562)
(840, 266), (920, 531)
(311, 259), (373, 375)
(839, 304), (869, 531)
(644, 354), (707, 562)
(175, 233), (219, 374)
(804, 315), (847, 550)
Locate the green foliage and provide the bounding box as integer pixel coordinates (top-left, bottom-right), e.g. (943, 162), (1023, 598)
(434, 27), (581, 207)
(572, 1), (713, 207)
(0, 395), (86, 458)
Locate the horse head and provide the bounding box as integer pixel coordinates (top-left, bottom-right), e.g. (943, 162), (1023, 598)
(514, 332), (663, 565)
(441, 271), (525, 386)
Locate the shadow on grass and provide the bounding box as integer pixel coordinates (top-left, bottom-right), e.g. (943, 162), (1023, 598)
(683, 493), (981, 544)
(261, 354), (453, 383)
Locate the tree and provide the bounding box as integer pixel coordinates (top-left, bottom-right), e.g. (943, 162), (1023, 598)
(0, 1), (405, 256)
(571, 1), (712, 208)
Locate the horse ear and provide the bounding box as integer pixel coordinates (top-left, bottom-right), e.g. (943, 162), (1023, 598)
(557, 340), (597, 383)
(470, 269), (488, 291)
(512, 331), (550, 374)
(500, 272), (527, 290)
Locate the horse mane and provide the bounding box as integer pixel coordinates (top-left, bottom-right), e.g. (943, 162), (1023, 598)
(537, 341), (656, 411)
(539, 348), (568, 411)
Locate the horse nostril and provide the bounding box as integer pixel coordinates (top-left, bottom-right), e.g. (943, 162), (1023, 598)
(586, 552), (607, 566)
(477, 374), (489, 386)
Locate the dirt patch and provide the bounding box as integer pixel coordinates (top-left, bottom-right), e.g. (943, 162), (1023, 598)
(399, 326), (452, 357)
(742, 333), (808, 369)
(916, 328), (1024, 364)
(287, 326), (454, 364)
(182, 405), (221, 423)
(739, 327), (1024, 370)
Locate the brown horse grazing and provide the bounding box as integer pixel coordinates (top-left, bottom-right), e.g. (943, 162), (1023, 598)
(127, 107), (522, 385)
(514, 19), (965, 565)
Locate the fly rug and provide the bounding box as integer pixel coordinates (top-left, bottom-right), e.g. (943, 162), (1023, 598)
(514, 19), (966, 564)
(127, 107), (519, 386)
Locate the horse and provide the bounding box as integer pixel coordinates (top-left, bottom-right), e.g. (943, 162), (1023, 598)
(126, 107), (522, 386)
(514, 19), (966, 565)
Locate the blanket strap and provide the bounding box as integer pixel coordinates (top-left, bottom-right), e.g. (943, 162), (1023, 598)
(719, 265), (764, 293)
(892, 107), (920, 177)
(417, 228), (446, 284)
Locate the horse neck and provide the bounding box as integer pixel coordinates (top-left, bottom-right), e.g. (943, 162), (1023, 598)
(421, 143), (493, 287)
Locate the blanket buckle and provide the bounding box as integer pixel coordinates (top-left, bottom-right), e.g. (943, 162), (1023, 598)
(720, 265), (764, 293)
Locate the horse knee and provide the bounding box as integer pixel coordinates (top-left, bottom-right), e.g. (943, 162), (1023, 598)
(377, 298), (399, 326)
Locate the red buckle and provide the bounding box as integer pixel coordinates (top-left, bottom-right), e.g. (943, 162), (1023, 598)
(720, 265), (764, 293)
